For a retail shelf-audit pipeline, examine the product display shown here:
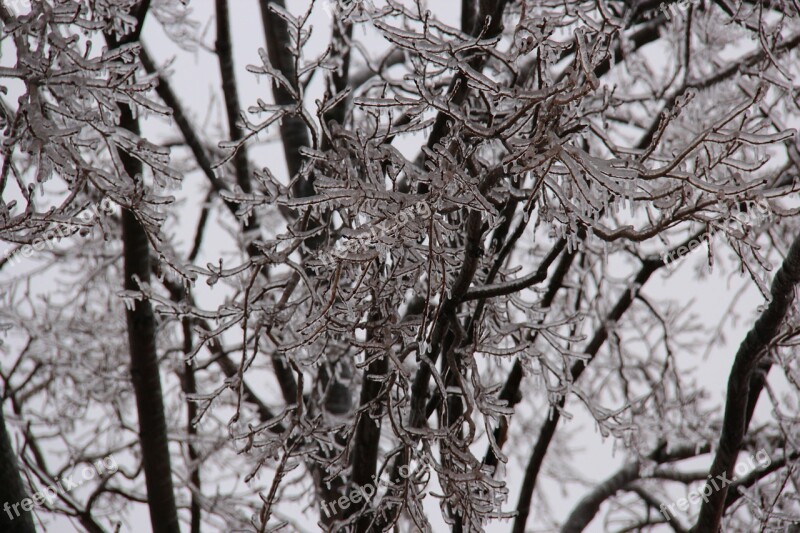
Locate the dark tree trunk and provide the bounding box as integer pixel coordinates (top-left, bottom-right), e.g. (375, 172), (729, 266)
(0, 405), (36, 533)
(119, 106), (181, 533)
(103, 3), (181, 531)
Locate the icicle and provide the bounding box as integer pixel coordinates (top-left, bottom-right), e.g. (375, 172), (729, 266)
(419, 339), (429, 356)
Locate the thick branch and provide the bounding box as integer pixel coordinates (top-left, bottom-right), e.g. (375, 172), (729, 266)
(118, 112), (180, 533)
(462, 240), (567, 301)
(106, 4), (181, 532)
(691, 231), (800, 532)
(561, 462), (641, 533)
(0, 405), (36, 533)
(560, 442), (712, 532)
(180, 320), (202, 533)
(322, 11), (352, 140)
(258, 0), (313, 196)
(347, 307), (389, 532)
(215, 0), (254, 196)
(422, 0), (508, 163)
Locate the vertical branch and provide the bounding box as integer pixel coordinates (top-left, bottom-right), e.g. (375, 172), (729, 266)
(119, 107), (180, 533)
(181, 319), (202, 533)
(0, 405), (36, 533)
(140, 44), (300, 411)
(346, 303), (389, 532)
(258, 0), (313, 196)
(375, 211), (485, 531)
(422, 0), (508, 162)
(322, 10), (352, 141)
(461, 0), (477, 35)
(104, 3), (180, 532)
(215, 0), (254, 198)
(256, 1), (314, 411)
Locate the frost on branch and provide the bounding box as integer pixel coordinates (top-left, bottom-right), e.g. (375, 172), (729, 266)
(3, 1), (800, 532)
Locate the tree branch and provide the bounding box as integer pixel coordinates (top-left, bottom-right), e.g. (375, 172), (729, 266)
(0, 405), (36, 533)
(105, 5), (180, 530)
(258, 0), (313, 196)
(691, 231), (800, 532)
(215, 0), (255, 197)
(512, 233), (704, 533)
